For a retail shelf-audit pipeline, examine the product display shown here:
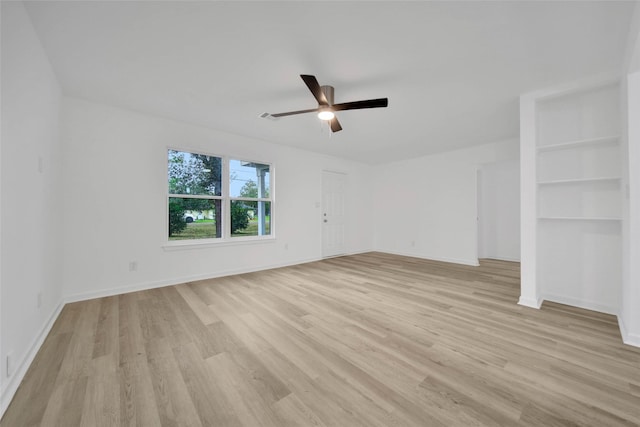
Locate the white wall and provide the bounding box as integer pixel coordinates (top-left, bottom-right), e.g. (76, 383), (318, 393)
(620, 0), (640, 348)
(60, 98), (374, 301)
(372, 139), (519, 266)
(478, 159), (520, 262)
(621, 71), (640, 346)
(624, 1), (640, 74)
(1, 1), (64, 412)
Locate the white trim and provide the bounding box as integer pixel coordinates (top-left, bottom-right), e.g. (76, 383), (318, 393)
(0, 300), (65, 419)
(474, 165), (481, 267)
(480, 256), (521, 263)
(163, 235), (276, 251)
(166, 148), (275, 244)
(0, 250), (365, 419)
(321, 170), (348, 258)
(378, 249), (480, 267)
(322, 249), (375, 260)
(541, 293), (618, 316)
(536, 135), (620, 152)
(321, 253), (346, 260)
(537, 177), (621, 185)
(618, 315), (640, 348)
(64, 256), (322, 303)
(537, 216), (622, 221)
(2, 249), (635, 421)
(518, 296), (543, 309)
(519, 91), (539, 315)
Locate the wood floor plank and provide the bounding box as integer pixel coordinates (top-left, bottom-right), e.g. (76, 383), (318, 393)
(40, 376), (88, 427)
(118, 293), (162, 427)
(174, 283), (220, 326)
(92, 296), (119, 359)
(272, 393), (328, 427)
(171, 343), (243, 426)
(2, 252), (640, 426)
(0, 332), (73, 426)
(144, 339), (203, 427)
(205, 351), (271, 427)
(80, 354), (120, 427)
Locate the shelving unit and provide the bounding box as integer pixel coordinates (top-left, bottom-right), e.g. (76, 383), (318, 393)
(538, 216), (621, 221)
(520, 79), (622, 315)
(537, 175), (621, 220)
(536, 135), (620, 152)
(537, 177), (620, 185)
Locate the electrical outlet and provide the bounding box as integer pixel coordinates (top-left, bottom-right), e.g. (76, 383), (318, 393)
(6, 352), (14, 377)
(129, 261), (138, 272)
(411, 240), (416, 247)
(284, 243), (289, 250)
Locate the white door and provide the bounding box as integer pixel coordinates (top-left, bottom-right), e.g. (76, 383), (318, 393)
(322, 171), (346, 258)
(477, 160), (521, 262)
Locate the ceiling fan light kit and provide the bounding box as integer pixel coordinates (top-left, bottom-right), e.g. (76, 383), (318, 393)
(264, 74), (388, 133)
(317, 108), (335, 121)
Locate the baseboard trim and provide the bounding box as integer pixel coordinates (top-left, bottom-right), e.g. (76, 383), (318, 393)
(618, 315), (640, 348)
(3, 250), (635, 421)
(65, 250), (485, 304)
(377, 249), (480, 267)
(1, 299), (65, 419)
(518, 296), (543, 309)
(541, 293), (618, 316)
(64, 256), (323, 303)
(2, 255), (343, 419)
(66, 249), (487, 304)
(480, 256), (521, 263)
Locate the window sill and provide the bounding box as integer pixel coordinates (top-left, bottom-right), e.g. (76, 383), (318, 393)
(162, 236), (276, 251)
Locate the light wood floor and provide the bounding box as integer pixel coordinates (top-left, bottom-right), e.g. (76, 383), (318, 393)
(2, 252), (639, 426)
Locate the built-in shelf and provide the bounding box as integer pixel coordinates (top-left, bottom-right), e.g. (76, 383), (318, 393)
(537, 176), (621, 185)
(537, 135), (620, 153)
(538, 216), (622, 221)
(522, 80), (622, 317)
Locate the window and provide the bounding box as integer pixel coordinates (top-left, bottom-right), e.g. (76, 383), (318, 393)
(229, 159), (271, 237)
(167, 149), (273, 243)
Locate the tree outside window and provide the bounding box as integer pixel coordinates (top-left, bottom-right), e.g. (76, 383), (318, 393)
(167, 150), (272, 241)
(229, 159), (271, 238)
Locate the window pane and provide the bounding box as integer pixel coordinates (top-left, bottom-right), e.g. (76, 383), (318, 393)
(168, 150), (222, 196)
(168, 197), (222, 240)
(229, 159), (270, 198)
(230, 200), (271, 237)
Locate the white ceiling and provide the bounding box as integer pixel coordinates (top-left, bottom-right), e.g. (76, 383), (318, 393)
(23, 1), (636, 164)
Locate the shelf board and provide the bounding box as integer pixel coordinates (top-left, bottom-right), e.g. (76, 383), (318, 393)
(538, 216), (622, 221)
(537, 176), (621, 185)
(537, 135), (620, 152)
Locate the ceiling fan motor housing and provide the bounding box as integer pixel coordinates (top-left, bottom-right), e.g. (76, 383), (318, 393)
(321, 85), (335, 105)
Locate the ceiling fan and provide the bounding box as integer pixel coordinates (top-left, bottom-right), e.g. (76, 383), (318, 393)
(262, 74), (388, 133)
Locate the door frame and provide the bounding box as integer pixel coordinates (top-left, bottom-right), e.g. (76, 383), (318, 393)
(321, 170), (347, 258)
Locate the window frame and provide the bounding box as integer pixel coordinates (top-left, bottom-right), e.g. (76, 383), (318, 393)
(228, 158), (272, 239)
(164, 147), (275, 249)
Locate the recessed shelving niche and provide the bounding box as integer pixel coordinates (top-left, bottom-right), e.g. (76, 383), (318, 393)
(521, 80), (622, 314)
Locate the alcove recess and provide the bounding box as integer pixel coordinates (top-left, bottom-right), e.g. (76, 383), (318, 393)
(523, 80), (622, 314)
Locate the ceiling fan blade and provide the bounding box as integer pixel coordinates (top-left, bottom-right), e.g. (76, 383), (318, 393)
(332, 98), (388, 112)
(301, 74), (329, 106)
(330, 117), (342, 133)
(270, 108), (319, 118)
